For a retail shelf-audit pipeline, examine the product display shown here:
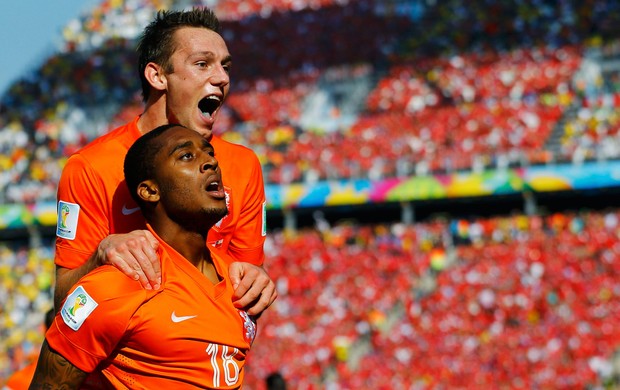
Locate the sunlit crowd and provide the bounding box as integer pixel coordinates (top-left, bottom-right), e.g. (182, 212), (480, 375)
(2, 0), (620, 388)
(3, 210), (620, 388)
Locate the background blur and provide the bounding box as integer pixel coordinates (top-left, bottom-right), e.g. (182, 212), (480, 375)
(2, 0), (620, 388)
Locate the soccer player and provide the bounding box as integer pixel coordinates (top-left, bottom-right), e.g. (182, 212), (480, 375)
(31, 124), (258, 388)
(54, 8), (276, 316)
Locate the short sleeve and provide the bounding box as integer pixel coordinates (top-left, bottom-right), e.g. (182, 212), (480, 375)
(228, 152), (266, 265)
(55, 154), (111, 269)
(45, 267), (147, 372)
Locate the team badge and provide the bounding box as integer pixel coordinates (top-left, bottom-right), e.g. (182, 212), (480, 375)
(238, 310), (257, 345)
(61, 285), (98, 331)
(56, 201), (80, 240)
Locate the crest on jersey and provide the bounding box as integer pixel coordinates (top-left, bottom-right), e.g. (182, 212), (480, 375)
(57, 201), (80, 240)
(238, 310), (257, 345)
(61, 285), (98, 331)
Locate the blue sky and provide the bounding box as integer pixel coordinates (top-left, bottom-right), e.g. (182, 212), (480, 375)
(0, 1), (100, 95)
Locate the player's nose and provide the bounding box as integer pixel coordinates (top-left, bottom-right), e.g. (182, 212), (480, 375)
(200, 154), (219, 173)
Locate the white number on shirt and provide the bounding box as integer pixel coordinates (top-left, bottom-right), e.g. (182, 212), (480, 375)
(206, 343), (241, 387)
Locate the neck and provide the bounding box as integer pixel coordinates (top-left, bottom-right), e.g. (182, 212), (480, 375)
(137, 95), (168, 135)
(198, 253), (220, 284)
(150, 221), (209, 267)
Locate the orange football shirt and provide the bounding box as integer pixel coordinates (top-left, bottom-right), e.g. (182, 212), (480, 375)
(5, 361), (36, 389)
(55, 116), (266, 269)
(46, 226), (257, 389)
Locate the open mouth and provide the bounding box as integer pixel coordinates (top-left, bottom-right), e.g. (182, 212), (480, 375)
(199, 95), (221, 118)
(205, 176), (225, 199)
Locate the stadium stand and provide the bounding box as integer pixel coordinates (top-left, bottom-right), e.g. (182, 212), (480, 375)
(3, 0), (620, 388)
(242, 210), (620, 388)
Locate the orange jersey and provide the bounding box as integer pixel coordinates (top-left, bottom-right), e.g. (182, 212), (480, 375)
(209, 135), (266, 264)
(5, 361), (36, 390)
(55, 116), (266, 269)
(46, 226), (257, 389)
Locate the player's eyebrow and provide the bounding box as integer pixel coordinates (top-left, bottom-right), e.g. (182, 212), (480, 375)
(201, 138), (214, 150)
(192, 51), (232, 65)
(169, 140), (194, 156)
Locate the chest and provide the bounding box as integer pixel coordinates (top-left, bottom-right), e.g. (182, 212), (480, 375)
(106, 282), (256, 388)
(124, 280), (255, 360)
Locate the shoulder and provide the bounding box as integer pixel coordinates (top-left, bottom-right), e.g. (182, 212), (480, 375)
(211, 136), (259, 162)
(49, 266), (156, 372)
(211, 136), (262, 184)
(65, 120), (139, 169)
(57, 266), (151, 331)
(69, 266), (146, 304)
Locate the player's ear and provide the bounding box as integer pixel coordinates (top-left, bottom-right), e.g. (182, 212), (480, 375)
(144, 62), (166, 92)
(137, 180), (160, 203)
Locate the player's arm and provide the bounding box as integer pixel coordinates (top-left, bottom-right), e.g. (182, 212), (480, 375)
(54, 230), (160, 309)
(29, 340), (88, 389)
(227, 152), (267, 266)
(228, 153), (276, 316)
(55, 264), (98, 311)
(54, 155), (160, 309)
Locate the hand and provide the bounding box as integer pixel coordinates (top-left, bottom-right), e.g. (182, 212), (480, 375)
(96, 230), (161, 290)
(229, 262), (277, 317)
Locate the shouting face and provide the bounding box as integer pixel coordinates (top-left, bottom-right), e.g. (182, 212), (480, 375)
(162, 27), (231, 140)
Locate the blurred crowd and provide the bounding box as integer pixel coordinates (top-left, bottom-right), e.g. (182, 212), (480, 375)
(2, 0), (620, 203)
(4, 209), (620, 389)
(3, 0), (620, 388)
(243, 209), (620, 388)
(0, 241), (54, 385)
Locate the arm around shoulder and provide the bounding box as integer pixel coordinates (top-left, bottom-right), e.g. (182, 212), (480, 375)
(54, 229), (161, 310)
(54, 259), (100, 310)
